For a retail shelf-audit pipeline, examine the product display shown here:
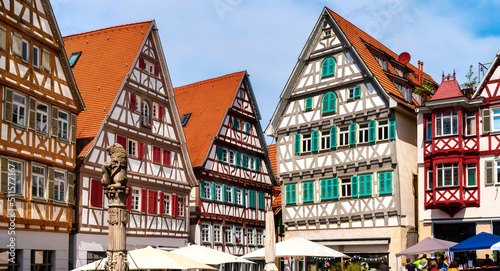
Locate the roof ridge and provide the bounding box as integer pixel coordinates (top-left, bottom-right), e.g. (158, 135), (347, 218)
(175, 71), (245, 91)
(63, 20), (153, 39)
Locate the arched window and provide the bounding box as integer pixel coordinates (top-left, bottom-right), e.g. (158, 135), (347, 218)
(142, 101), (150, 124)
(321, 57), (336, 77)
(322, 92), (336, 114)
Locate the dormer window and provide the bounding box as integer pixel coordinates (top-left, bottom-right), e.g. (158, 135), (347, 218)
(382, 59), (388, 71)
(405, 87), (413, 103)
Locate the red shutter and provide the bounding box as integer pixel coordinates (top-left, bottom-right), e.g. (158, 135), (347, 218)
(90, 179), (103, 207)
(154, 65), (160, 77)
(138, 142), (144, 159)
(153, 191), (158, 213)
(163, 149), (171, 166)
(130, 93), (136, 110)
(141, 189), (147, 213)
(116, 135), (127, 151)
(126, 186), (132, 210)
(159, 192), (164, 214)
(153, 146), (160, 163)
(171, 194), (178, 216)
(139, 57), (145, 69)
(158, 105), (163, 120)
(148, 190), (155, 213)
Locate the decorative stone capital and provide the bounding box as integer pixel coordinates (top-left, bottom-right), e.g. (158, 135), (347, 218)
(104, 186), (130, 208)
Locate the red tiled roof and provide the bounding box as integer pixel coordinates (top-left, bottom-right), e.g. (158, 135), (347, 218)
(63, 21), (152, 157)
(268, 144), (282, 212)
(174, 71), (246, 167)
(428, 76), (464, 101)
(327, 8), (436, 108)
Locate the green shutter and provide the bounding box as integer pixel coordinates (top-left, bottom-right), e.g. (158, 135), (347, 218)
(389, 116), (396, 140)
(366, 174), (372, 196)
(245, 122), (251, 133)
(322, 94), (329, 113)
(330, 126), (337, 149)
(236, 152), (241, 167)
(312, 131), (319, 152)
(217, 146), (224, 162)
(320, 179), (328, 200)
(354, 85), (361, 98)
(321, 59), (328, 77)
(211, 182), (216, 200)
(233, 117), (239, 129)
(368, 120), (376, 143)
(351, 176), (358, 197)
(222, 184), (227, 202)
(378, 173), (386, 194)
(303, 182), (314, 203)
(294, 133), (301, 155)
(305, 97), (313, 110)
(349, 123), (357, 146)
(242, 189), (246, 206)
(322, 92), (336, 113)
(200, 180), (206, 199)
(248, 190), (255, 207)
(332, 178), (339, 199)
(358, 175), (366, 196)
(242, 154), (248, 168)
(232, 187), (237, 204)
(385, 172), (392, 194)
(255, 157), (260, 172)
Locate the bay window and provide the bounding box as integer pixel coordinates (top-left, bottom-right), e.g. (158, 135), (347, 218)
(436, 163), (459, 187)
(435, 112), (458, 136)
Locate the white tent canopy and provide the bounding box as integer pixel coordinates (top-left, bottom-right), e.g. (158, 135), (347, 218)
(243, 237), (349, 259)
(491, 241), (500, 250)
(171, 244), (254, 265)
(72, 246), (216, 270)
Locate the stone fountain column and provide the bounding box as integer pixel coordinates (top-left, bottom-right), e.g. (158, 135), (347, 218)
(101, 143), (130, 271)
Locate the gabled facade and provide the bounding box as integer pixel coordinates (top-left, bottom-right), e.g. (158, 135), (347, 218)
(174, 71), (277, 258)
(417, 51), (500, 248)
(64, 21), (196, 268)
(0, 0), (85, 270)
(265, 8), (435, 270)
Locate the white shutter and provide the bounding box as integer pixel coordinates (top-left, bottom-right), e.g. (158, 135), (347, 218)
(0, 26), (6, 51)
(42, 48), (50, 72)
(12, 32), (22, 57)
(483, 109), (491, 134)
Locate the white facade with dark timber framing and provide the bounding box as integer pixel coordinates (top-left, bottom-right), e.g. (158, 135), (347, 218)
(64, 21), (196, 268)
(265, 8), (435, 270)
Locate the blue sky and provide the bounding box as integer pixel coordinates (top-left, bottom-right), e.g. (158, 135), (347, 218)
(52, 0), (500, 143)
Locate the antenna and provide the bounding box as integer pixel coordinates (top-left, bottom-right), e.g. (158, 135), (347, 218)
(398, 52), (411, 64)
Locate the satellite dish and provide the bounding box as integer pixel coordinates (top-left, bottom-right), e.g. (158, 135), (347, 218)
(398, 52), (411, 64)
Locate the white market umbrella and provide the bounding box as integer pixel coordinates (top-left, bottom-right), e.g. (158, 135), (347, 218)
(172, 244), (254, 265)
(243, 237), (350, 259)
(491, 241), (500, 250)
(72, 246), (216, 270)
(264, 210), (278, 271)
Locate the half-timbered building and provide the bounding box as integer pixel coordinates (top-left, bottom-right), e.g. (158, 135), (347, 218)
(265, 8), (435, 270)
(174, 71), (277, 261)
(417, 51), (500, 252)
(64, 21), (196, 268)
(0, 0), (85, 270)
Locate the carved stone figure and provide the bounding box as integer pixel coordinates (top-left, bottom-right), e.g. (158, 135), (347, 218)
(102, 143), (128, 188)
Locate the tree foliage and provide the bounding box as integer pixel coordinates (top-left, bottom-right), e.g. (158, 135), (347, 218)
(462, 64), (478, 97)
(331, 261), (369, 271)
(414, 80), (436, 101)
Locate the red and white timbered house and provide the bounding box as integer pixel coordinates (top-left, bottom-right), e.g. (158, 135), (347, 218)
(0, 0), (85, 270)
(64, 21), (196, 268)
(174, 71), (277, 258)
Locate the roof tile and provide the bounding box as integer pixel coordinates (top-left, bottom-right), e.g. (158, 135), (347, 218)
(428, 75), (464, 101)
(268, 144), (282, 212)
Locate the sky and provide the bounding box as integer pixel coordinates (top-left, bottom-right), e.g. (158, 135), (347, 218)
(51, 0), (500, 144)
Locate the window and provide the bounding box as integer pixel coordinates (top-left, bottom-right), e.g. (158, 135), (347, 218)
(54, 171), (65, 201)
(466, 164), (477, 187)
(378, 120), (389, 141)
(12, 92), (26, 127)
(226, 186), (233, 203)
(31, 250), (52, 271)
(248, 156), (255, 170)
(244, 122), (251, 133)
(320, 130), (330, 150)
(128, 139), (138, 157)
(12, 32), (22, 57)
(248, 190), (256, 207)
(177, 196), (184, 217)
(234, 226), (243, 244)
(247, 228), (255, 245)
(224, 226), (233, 244)
(240, 89), (246, 99)
(436, 163), (459, 187)
(33, 45), (40, 68)
(426, 118), (432, 141)
(213, 224), (222, 243)
(348, 85), (361, 99)
(358, 123), (369, 144)
(492, 109), (500, 132)
(322, 92), (336, 114)
(357, 174), (372, 197)
(142, 101), (150, 125)
(285, 184), (296, 204)
(131, 188), (140, 211)
(378, 172), (392, 195)
(68, 52), (81, 67)
(9, 160), (23, 195)
(163, 193), (171, 215)
(0, 249), (19, 271)
(31, 165), (46, 198)
(435, 112), (458, 136)
(87, 251), (105, 265)
(152, 146), (161, 163)
(256, 229), (264, 246)
(236, 189), (243, 205)
(21, 39), (29, 63)
(338, 126), (349, 146)
(305, 97), (313, 110)
(130, 94), (141, 112)
(341, 178), (351, 198)
(321, 57), (335, 77)
(320, 178), (337, 200)
(90, 178), (103, 207)
(382, 59), (388, 71)
(163, 149), (171, 166)
(36, 102), (49, 134)
(41, 48), (50, 72)
(57, 110), (69, 140)
(302, 181), (314, 203)
(302, 133), (312, 152)
(405, 87), (413, 103)
(202, 181), (211, 200)
(222, 148), (228, 163)
(323, 29), (332, 37)
(181, 113), (191, 126)
(229, 150), (235, 165)
(232, 117), (240, 130)
(258, 192), (265, 209)
(201, 223), (211, 243)
(215, 184), (222, 201)
(427, 167), (433, 190)
(465, 112), (476, 136)
(0, 26), (6, 51)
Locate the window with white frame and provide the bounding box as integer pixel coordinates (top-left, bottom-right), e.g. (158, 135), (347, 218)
(9, 160), (24, 195)
(496, 161), (500, 184)
(177, 196), (184, 217)
(54, 171), (66, 202)
(36, 102), (48, 134)
(33, 45), (40, 68)
(201, 223), (211, 243)
(141, 101), (150, 124)
(224, 226), (233, 244)
(256, 229), (263, 246)
(493, 109), (500, 132)
(436, 163), (459, 187)
(248, 156), (255, 170)
(358, 123), (369, 143)
(466, 164), (477, 187)
(134, 95), (141, 112)
(465, 112), (476, 136)
(405, 87), (412, 103)
(323, 29), (332, 38)
(152, 102), (158, 119)
(341, 178), (351, 198)
(58, 110), (69, 140)
(131, 188), (140, 211)
(378, 120), (389, 141)
(0, 26), (5, 51)
(163, 193), (171, 215)
(128, 139), (137, 157)
(215, 184), (222, 201)
(31, 165), (46, 198)
(302, 134), (312, 152)
(338, 126), (349, 146)
(213, 224), (222, 243)
(222, 148), (228, 163)
(247, 228), (255, 245)
(204, 181), (212, 200)
(321, 130), (330, 150)
(236, 189), (243, 205)
(12, 92), (26, 127)
(426, 118), (432, 141)
(435, 112), (458, 136)
(21, 38), (29, 63)
(427, 167), (433, 190)
(226, 186), (232, 203)
(348, 87), (355, 99)
(229, 150), (235, 165)
(235, 226), (243, 244)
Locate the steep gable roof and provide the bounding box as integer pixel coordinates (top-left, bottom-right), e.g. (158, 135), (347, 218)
(473, 49), (500, 98)
(428, 74), (464, 102)
(174, 71), (246, 167)
(268, 144), (282, 213)
(63, 21), (152, 157)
